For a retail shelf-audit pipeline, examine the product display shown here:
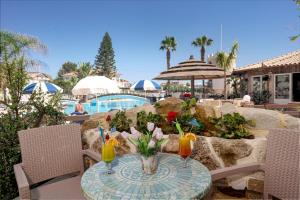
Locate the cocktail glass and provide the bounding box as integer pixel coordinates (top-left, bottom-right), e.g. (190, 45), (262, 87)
(101, 143), (115, 174)
(178, 136), (192, 168)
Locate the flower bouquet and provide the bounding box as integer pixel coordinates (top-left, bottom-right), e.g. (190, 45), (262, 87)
(121, 122), (168, 174)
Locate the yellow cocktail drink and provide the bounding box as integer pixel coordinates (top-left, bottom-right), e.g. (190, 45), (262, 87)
(102, 143), (115, 163)
(179, 136), (192, 159)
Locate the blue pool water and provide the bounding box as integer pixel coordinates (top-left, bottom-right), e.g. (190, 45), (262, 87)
(63, 95), (149, 115)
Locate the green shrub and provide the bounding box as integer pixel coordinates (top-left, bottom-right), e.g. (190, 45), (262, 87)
(176, 114), (204, 134)
(181, 98), (196, 114)
(0, 30), (65, 200)
(24, 91), (65, 128)
(136, 111), (165, 132)
(110, 111), (132, 132)
(252, 90), (272, 105)
(210, 112), (254, 139)
(0, 114), (27, 200)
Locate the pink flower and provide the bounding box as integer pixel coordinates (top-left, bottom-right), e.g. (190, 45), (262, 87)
(152, 127), (163, 140)
(148, 140), (156, 148)
(147, 122), (155, 132)
(130, 127), (141, 139)
(121, 131), (129, 138)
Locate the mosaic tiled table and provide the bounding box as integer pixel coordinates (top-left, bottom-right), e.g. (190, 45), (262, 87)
(81, 153), (212, 200)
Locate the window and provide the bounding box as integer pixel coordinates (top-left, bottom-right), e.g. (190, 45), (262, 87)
(253, 75), (269, 93)
(275, 74), (290, 99)
(253, 76), (261, 92)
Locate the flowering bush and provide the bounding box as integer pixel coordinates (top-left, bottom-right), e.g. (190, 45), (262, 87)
(121, 122), (168, 157)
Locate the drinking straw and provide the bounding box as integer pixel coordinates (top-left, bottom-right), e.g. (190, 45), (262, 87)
(99, 127), (105, 144)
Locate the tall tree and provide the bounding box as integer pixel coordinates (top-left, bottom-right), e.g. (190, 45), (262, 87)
(160, 36), (177, 69)
(192, 35), (213, 62)
(57, 61), (77, 77)
(216, 41), (239, 99)
(94, 32), (116, 78)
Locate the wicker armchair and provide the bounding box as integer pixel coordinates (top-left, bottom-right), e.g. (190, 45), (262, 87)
(210, 129), (299, 200)
(14, 124), (101, 199)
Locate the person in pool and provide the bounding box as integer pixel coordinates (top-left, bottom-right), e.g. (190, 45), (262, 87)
(72, 99), (88, 115)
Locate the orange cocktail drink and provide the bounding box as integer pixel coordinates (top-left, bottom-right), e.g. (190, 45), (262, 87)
(179, 136), (192, 159)
(101, 143), (115, 163)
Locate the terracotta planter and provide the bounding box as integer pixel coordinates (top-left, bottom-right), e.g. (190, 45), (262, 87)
(140, 154), (158, 174)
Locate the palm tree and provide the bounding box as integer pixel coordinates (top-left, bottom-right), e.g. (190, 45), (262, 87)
(77, 62), (93, 79)
(160, 36), (177, 69)
(0, 30), (47, 101)
(216, 41), (239, 99)
(192, 35), (213, 62)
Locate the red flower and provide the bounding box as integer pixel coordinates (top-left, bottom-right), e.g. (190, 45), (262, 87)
(167, 111), (177, 123)
(183, 92), (191, 97)
(105, 134), (110, 141)
(106, 115), (111, 122)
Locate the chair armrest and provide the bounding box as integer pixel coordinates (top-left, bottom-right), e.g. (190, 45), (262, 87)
(82, 149), (101, 162)
(210, 163), (263, 182)
(13, 163), (30, 200)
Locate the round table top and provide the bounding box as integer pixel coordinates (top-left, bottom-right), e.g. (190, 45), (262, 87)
(81, 153), (211, 200)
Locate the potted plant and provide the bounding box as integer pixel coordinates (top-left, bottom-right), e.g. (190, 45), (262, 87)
(121, 122), (168, 174)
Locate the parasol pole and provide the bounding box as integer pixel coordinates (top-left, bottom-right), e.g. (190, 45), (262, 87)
(191, 76), (195, 97)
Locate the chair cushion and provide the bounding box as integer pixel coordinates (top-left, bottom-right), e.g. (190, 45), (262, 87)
(31, 175), (85, 199)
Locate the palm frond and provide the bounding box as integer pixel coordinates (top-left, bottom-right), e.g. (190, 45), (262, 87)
(206, 38), (213, 46)
(226, 41), (239, 67)
(215, 52), (227, 69)
(290, 34), (300, 41)
(160, 36), (176, 51)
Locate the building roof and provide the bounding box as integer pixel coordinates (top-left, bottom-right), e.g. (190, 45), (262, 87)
(27, 72), (52, 80)
(234, 49), (300, 72)
(62, 71), (78, 77)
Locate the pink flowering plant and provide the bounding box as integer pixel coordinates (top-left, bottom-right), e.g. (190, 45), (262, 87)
(121, 122), (168, 157)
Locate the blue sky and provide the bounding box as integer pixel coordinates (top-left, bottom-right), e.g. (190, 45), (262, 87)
(1, 0), (299, 83)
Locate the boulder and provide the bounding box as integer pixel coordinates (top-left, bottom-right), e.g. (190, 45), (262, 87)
(155, 97), (183, 116)
(220, 103), (237, 115)
(283, 114), (300, 130)
(194, 104), (221, 131)
(191, 136), (221, 170)
(81, 119), (100, 134)
(209, 137), (253, 167)
(82, 129), (133, 157)
(125, 104), (156, 126)
(212, 137), (267, 191)
(218, 104), (300, 130)
(162, 134), (179, 153)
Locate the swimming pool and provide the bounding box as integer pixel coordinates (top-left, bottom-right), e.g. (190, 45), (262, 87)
(63, 95), (149, 115)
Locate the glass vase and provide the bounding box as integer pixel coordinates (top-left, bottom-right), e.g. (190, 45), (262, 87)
(140, 154), (158, 175)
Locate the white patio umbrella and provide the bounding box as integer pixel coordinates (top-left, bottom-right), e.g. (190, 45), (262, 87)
(72, 76), (120, 95)
(72, 76), (120, 112)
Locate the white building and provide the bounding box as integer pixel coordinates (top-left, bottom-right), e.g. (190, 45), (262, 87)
(207, 53), (236, 95)
(27, 72), (52, 82)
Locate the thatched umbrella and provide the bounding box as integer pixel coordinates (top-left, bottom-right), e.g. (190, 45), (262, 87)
(154, 55), (229, 97)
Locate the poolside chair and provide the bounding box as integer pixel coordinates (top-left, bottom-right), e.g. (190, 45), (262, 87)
(210, 129), (299, 200)
(14, 124), (101, 199)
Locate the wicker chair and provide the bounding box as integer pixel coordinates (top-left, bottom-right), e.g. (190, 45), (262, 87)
(14, 124), (101, 199)
(210, 129), (299, 200)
